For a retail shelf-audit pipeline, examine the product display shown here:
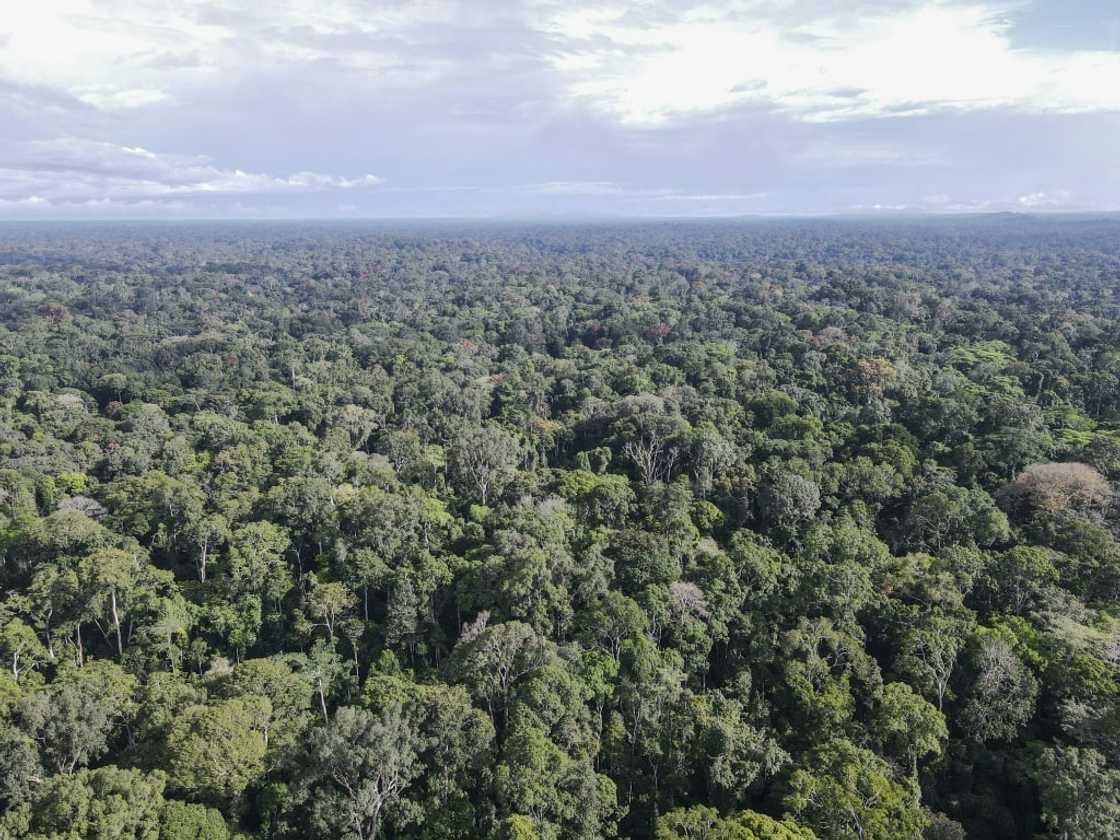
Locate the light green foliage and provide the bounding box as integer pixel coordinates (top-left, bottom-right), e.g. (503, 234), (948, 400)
(656, 806), (817, 840)
(228, 522), (292, 604)
(1, 766), (167, 840)
(160, 800), (230, 840)
(166, 697), (270, 805)
(784, 739), (926, 840)
(0, 617), (47, 682)
(873, 683), (947, 771)
(207, 657), (314, 759)
(495, 722), (621, 840)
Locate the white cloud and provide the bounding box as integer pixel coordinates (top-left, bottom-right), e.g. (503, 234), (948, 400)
(849, 190), (1087, 214)
(794, 141), (945, 166)
(0, 195), (301, 219)
(538, 1), (1120, 125)
(0, 0), (460, 112)
(663, 192), (768, 201)
(0, 137), (383, 203)
(518, 182), (768, 203)
(1017, 189), (1074, 208)
(75, 87), (173, 110)
(850, 202), (914, 211)
(7, 1), (1119, 129)
(526, 181), (630, 196)
(1, 2), (1117, 217)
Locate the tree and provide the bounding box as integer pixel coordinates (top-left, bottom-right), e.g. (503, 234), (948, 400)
(21, 661), (137, 775)
(0, 729), (41, 813)
(359, 674), (495, 838)
(657, 806), (818, 840)
(894, 610), (972, 710)
(900, 484), (1008, 552)
(692, 687), (788, 808)
(77, 547), (148, 657)
(974, 546), (1059, 615)
(799, 521), (887, 623)
(579, 591), (647, 665)
(228, 521), (292, 606)
(958, 634), (1038, 743)
(689, 424), (737, 499)
(292, 704), (424, 840)
(612, 399), (688, 485)
(0, 766), (168, 840)
(759, 472), (821, 533)
(207, 656), (314, 758)
(463, 500), (579, 637)
(784, 738), (926, 840)
(166, 696), (270, 806)
(160, 799), (230, 840)
(1032, 745), (1120, 840)
(495, 722), (621, 840)
(304, 579), (356, 644)
(187, 513), (229, 583)
(873, 683), (946, 774)
(302, 639), (347, 722)
(0, 617), (47, 682)
(102, 471), (205, 558)
(448, 620), (552, 724)
(448, 424), (521, 505)
(1001, 462), (1112, 516)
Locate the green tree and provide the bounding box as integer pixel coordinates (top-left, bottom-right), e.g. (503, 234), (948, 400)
(657, 805), (818, 840)
(207, 656), (314, 760)
(21, 661), (137, 775)
(228, 521), (292, 606)
(496, 722), (621, 840)
(784, 739), (926, 840)
(292, 704), (424, 840)
(872, 683), (947, 774)
(166, 696), (270, 807)
(1032, 745), (1120, 840)
(894, 610), (973, 710)
(448, 424), (521, 505)
(0, 766), (167, 840)
(958, 634), (1038, 743)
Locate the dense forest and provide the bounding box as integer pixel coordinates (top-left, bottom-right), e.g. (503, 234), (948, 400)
(1, 216), (1120, 840)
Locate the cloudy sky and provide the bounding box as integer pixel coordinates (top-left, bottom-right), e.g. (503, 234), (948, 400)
(1, 0), (1119, 218)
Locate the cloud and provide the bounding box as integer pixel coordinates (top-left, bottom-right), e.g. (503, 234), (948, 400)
(525, 181), (630, 196)
(664, 192), (768, 202)
(0, 2), (1117, 217)
(0, 137), (383, 204)
(0, 195), (301, 219)
(539, 1), (1120, 125)
(515, 182), (769, 205)
(794, 141), (945, 166)
(0, 78), (94, 115)
(76, 87), (173, 110)
(9, 1), (1118, 128)
(1017, 189), (1075, 208)
(0, 1), (523, 114)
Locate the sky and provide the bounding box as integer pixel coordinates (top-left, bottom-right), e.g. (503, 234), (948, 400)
(1, 0), (1119, 219)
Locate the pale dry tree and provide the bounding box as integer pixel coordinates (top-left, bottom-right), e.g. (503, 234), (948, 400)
(1001, 462), (1112, 514)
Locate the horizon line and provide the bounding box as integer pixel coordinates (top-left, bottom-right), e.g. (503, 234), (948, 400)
(2, 210), (1120, 225)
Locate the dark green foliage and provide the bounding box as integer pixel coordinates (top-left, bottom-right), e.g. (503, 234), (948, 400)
(1, 218), (1119, 840)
